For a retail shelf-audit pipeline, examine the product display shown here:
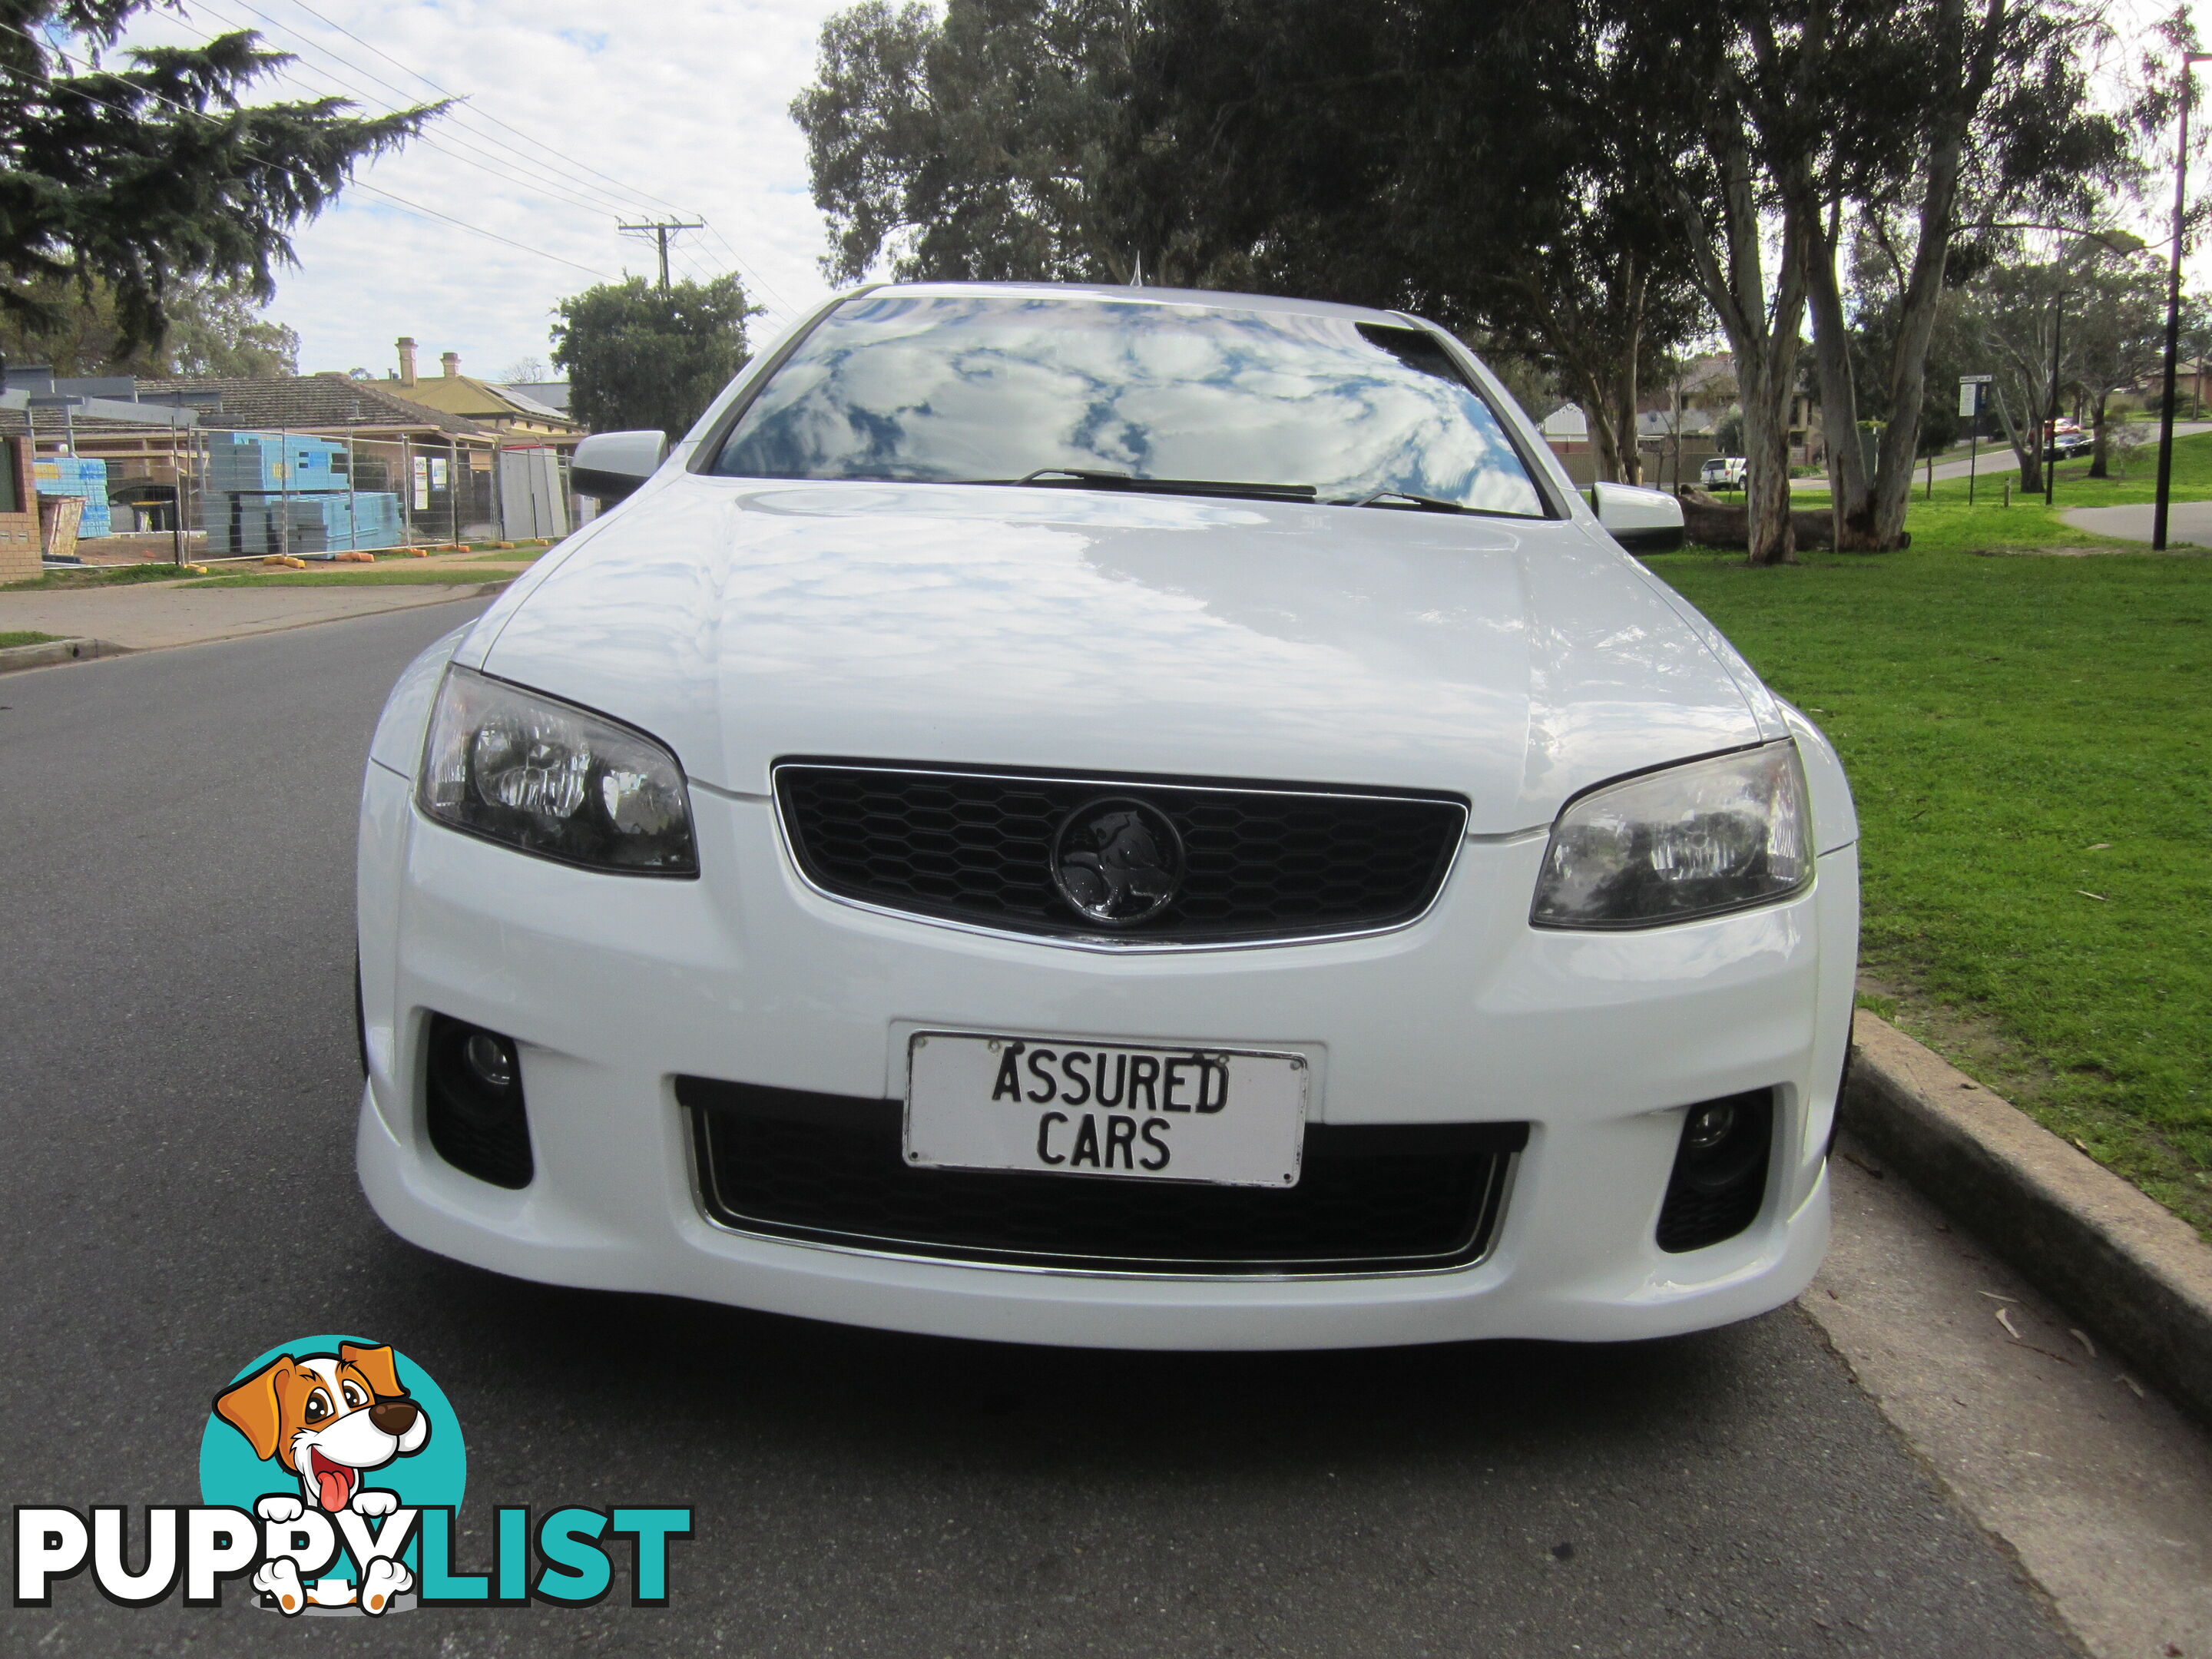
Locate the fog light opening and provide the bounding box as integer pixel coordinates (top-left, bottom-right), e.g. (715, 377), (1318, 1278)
(425, 1014), (534, 1188)
(1656, 1088), (1773, 1253)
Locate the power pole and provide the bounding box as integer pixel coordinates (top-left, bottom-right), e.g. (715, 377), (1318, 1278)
(618, 220), (705, 291)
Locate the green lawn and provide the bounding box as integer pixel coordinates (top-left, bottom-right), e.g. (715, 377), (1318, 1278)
(1645, 438), (2212, 1236)
(0, 629), (62, 648)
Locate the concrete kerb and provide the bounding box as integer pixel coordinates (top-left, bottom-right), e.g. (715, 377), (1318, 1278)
(1842, 1009), (2212, 1426)
(0, 636), (131, 674)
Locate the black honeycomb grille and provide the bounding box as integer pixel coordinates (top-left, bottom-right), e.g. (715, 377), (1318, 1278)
(680, 1078), (1523, 1275)
(775, 762), (1467, 943)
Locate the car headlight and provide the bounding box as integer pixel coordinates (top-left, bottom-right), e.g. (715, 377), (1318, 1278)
(1532, 741), (1810, 929)
(417, 665), (698, 876)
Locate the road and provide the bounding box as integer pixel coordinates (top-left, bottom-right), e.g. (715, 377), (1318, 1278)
(1762, 422), (2212, 492)
(1, 607), (2081, 1657)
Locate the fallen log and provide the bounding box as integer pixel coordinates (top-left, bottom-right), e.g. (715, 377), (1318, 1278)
(1674, 487), (1909, 552)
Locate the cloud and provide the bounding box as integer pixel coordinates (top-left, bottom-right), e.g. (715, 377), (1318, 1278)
(128, 0), (848, 377)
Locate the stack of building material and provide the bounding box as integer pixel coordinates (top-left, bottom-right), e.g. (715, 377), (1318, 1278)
(204, 432), (348, 494)
(33, 456), (112, 537)
(199, 432), (404, 553)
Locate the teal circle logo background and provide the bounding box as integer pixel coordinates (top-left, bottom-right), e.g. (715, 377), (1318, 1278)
(198, 1335), (465, 1582)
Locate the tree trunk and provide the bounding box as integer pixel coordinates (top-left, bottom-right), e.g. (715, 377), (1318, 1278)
(1575, 366), (1631, 484)
(1613, 373), (1644, 485)
(1864, 0), (1999, 548)
(1739, 344), (1801, 564)
(1989, 381), (2042, 494)
(1803, 203), (1881, 548)
(2088, 390), (2110, 478)
(1611, 262), (1646, 485)
(1674, 141), (1806, 566)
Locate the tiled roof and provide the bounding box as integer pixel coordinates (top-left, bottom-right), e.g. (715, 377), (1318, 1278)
(134, 373), (491, 436)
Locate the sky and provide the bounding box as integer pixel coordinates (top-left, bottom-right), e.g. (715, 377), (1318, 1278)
(123, 0), (853, 381)
(98, 0), (2212, 386)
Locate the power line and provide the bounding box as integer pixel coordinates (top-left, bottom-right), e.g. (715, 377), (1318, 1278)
(187, 0), (663, 227)
(348, 184), (608, 276)
(0, 25), (612, 279)
(274, 0), (703, 221)
(252, 0), (800, 316)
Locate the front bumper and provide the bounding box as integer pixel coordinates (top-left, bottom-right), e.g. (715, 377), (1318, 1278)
(356, 761), (1856, 1349)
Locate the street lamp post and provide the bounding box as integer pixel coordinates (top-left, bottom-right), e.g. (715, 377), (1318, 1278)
(2152, 51), (2212, 551)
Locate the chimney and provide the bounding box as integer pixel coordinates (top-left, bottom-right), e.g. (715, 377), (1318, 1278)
(396, 336), (417, 386)
(442, 351), (460, 379)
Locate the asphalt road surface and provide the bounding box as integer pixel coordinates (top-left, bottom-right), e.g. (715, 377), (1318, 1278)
(2, 606), (2078, 1657)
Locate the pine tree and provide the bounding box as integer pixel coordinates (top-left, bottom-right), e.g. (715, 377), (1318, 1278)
(0, 0), (440, 357)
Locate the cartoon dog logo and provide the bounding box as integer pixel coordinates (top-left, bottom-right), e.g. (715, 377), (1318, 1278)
(214, 1341), (429, 1614)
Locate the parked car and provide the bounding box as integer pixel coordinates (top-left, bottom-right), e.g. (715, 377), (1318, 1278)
(1700, 455), (1748, 489)
(358, 282), (1856, 1350)
(2045, 429), (2092, 462)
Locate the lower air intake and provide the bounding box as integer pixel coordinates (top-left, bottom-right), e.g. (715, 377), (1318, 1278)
(680, 1077), (1523, 1277)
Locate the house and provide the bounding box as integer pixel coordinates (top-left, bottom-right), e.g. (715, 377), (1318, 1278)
(379, 339), (582, 443)
(501, 381), (572, 417)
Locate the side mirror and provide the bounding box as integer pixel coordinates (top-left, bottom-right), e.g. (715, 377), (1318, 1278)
(1589, 480), (1685, 553)
(571, 430), (668, 502)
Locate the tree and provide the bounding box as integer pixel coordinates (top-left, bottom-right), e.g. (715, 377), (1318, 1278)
(2064, 253), (2167, 477)
(794, 0), (1143, 286)
(1575, 0), (2166, 561)
(1782, 0), (2165, 550)
(793, 0), (1706, 484)
(0, 271), (295, 375)
(0, 2), (439, 356)
(1954, 238), (2164, 491)
(550, 275), (760, 437)
(1126, 0), (1705, 485)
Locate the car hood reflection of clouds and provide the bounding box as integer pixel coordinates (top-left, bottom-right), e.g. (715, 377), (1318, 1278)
(483, 481), (1762, 831)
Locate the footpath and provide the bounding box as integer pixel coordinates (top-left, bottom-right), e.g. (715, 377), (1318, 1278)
(0, 553), (519, 662)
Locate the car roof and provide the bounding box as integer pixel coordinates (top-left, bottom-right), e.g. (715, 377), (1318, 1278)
(852, 280), (1421, 329)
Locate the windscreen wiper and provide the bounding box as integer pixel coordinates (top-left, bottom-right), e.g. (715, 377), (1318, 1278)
(1342, 489), (1544, 521)
(1000, 468), (1319, 503)
(1345, 489), (1469, 514)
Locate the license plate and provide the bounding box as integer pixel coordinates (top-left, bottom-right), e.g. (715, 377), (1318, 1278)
(903, 1032), (1308, 1187)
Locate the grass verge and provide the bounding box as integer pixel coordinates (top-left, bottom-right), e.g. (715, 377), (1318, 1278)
(0, 629), (64, 648)
(2, 561), (197, 592)
(1642, 439), (2212, 1237)
(180, 567), (522, 588)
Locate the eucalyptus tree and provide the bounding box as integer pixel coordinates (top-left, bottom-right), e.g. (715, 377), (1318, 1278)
(0, 0), (438, 357)
(1599, 0), (2167, 560)
(1954, 239), (2169, 489)
(1123, 0), (1703, 485)
(793, 0), (1149, 285)
(793, 0), (1704, 484)
(1788, 0), (2167, 548)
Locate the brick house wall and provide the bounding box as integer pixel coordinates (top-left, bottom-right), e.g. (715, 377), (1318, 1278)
(0, 435), (41, 581)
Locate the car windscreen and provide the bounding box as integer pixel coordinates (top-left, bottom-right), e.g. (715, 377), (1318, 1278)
(708, 294), (1551, 517)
